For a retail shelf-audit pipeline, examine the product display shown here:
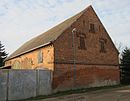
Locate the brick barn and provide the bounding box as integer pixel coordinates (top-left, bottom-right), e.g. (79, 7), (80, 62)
(5, 5), (120, 91)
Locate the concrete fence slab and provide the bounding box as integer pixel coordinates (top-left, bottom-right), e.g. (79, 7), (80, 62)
(8, 70), (37, 101)
(38, 70), (52, 95)
(0, 70), (8, 101)
(0, 69), (52, 101)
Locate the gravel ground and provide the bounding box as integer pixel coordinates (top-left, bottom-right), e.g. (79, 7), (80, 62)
(30, 86), (130, 101)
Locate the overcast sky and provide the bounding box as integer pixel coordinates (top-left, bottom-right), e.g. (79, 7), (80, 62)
(0, 0), (130, 55)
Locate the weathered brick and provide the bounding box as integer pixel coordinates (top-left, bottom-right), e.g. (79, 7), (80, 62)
(53, 6), (119, 91)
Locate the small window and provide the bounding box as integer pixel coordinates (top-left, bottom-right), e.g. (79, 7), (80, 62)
(83, 20), (85, 26)
(77, 32), (86, 50)
(89, 23), (95, 33)
(38, 50), (43, 63)
(79, 37), (86, 50)
(99, 25), (101, 32)
(99, 38), (107, 53)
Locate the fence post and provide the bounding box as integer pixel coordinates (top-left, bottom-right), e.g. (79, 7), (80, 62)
(36, 69), (39, 96)
(6, 70), (9, 101)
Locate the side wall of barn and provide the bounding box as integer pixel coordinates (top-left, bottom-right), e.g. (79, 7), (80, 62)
(5, 44), (54, 70)
(53, 6), (120, 91)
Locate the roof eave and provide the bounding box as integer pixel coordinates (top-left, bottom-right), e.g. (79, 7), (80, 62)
(5, 42), (53, 61)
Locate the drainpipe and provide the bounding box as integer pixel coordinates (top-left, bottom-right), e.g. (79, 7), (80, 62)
(72, 28), (77, 88)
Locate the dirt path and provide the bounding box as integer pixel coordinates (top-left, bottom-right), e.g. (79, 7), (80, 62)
(31, 86), (130, 101)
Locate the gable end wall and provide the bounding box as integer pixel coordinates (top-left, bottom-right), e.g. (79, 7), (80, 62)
(53, 6), (120, 91)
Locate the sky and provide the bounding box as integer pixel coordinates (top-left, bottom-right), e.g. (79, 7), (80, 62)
(0, 0), (130, 55)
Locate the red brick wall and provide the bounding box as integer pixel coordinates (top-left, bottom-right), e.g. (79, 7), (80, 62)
(54, 6), (119, 65)
(52, 64), (120, 91)
(53, 6), (119, 91)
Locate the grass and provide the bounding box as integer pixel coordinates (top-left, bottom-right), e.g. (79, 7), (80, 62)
(10, 84), (128, 101)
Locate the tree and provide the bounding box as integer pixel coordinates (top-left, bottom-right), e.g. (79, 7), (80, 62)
(0, 41), (8, 67)
(114, 41), (125, 60)
(121, 47), (130, 67)
(120, 47), (130, 84)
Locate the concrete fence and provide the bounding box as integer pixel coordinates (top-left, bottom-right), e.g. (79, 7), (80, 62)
(0, 69), (52, 101)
